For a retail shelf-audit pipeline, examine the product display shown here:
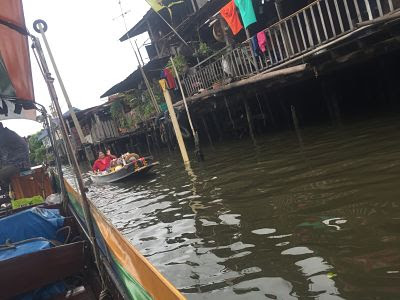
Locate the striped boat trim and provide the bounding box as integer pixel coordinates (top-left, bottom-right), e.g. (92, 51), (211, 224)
(64, 180), (185, 300)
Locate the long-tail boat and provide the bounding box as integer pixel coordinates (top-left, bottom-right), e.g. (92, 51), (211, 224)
(90, 157), (160, 184)
(0, 1), (185, 299)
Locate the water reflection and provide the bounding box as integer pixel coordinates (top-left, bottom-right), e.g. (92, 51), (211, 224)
(79, 115), (400, 299)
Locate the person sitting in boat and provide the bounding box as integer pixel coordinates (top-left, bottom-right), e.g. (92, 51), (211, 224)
(92, 150), (116, 173)
(122, 152), (140, 163)
(0, 122), (31, 182)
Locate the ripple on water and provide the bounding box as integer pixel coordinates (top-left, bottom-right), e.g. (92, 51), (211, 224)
(77, 116), (400, 299)
(252, 228), (276, 235)
(281, 247), (314, 255)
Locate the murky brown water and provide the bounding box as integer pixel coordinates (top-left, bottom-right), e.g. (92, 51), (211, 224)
(85, 115), (400, 299)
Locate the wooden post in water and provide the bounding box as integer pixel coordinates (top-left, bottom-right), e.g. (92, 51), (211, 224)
(151, 123), (161, 154)
(322, 79), (342, 126)
(264, 93), (276, 128)
(256, 93), (267, 127)
(224, 96), (235, 129)
(244, 98), (256, 143)
(291, 105), (305, 150)
(279, 95), (292, 128)
(211, 111), (223, 141)
(331, 95), (342, 127)
(145, 128), (152, 155)
(244, 99), (256, 144)
(201, 115), (214, 148)
(160, 83), (190, 164)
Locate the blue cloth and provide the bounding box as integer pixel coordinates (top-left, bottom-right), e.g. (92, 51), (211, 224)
(0, 207), (64, 244)
(251, 35), (260, 57)
(234, 0), (257, 28)
(0, 238), (52, 261)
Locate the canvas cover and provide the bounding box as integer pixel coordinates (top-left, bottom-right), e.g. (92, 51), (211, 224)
(0, 207), (64, 244)
(0, 0), (35, 121)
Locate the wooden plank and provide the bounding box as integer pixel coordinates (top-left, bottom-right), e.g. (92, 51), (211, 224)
(0, 241), (85, 299)
(11, 167), (53, 200)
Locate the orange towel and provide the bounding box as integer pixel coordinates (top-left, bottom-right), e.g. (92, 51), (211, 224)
(220, 0), (243, 35)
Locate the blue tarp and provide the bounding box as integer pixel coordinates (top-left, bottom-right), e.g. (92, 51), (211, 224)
(0, 238), (53, 261)
(0, 207), (64, 244)
(0, 208), (67, 299)
(16, 281), (66, 300)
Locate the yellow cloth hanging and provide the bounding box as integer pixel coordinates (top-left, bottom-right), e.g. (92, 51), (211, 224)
(159, 79), (168, 92)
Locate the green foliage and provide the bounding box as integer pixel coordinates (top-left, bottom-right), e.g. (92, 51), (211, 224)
(118, 81), (164, 127)
(198, 42), (213, 57)
(165, 54), (187, 77)
(28, 133), (46, 165)
(110, 100), (134, 129)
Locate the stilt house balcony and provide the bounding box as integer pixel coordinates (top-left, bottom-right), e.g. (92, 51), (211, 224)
(182, 0), (400, 97)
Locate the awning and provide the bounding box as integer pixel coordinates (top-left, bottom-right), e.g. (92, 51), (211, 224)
(0, 0), (35, 121)
(119, 10), (153, 42)
(101, 56), (169, 98)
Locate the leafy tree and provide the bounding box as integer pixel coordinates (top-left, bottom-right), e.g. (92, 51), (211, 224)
(28, 133), (46, 165)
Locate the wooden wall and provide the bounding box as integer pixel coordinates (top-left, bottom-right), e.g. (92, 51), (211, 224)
(89, 114), (119, 143)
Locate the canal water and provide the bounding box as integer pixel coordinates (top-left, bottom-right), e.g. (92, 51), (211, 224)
(85, 115), (400, 299)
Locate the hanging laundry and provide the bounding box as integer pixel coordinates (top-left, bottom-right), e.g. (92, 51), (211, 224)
(257, 31), (267, 53)
(160, 70), (166, 79)
(159, 79), (168, 92)
(221, 55), (232, 75)
(220, 0), (243, 35)
(234, 0), (257, 29)
(163, 68), (177, 89)
(250, 35), (260, 57)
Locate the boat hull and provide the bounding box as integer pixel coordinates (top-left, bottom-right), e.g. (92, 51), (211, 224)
(90, 161), (159, 184)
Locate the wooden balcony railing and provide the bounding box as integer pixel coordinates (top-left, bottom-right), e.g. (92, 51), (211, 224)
(182, 0), (399, 97)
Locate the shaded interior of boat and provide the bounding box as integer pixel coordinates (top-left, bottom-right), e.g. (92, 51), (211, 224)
(0, 167), (125, 299)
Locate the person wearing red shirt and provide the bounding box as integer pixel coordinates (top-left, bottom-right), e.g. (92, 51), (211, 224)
(92, 150), (117, 173)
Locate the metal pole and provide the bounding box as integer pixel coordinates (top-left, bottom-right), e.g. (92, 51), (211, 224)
(36, 103), (67, 210)
(170, 57), (203, 161)
(160, 81), (189, 164)
(170, 57), (195, 136)
(274, 0), (283, 20)
(35, 23), (86, 145)
(118, 1), (160, 114)
(138, 61), (161, 114)
(134, 39), (145, 66)
(31, 22), (107, 291)
(152, 8), (190, 47)
(34, 21), (96, 166)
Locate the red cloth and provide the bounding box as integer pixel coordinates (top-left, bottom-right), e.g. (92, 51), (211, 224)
(92, 155), (113, 172)
(220, 0), (243, 36)
(257, 31), (267, 53)
(164, 68), (176, 89)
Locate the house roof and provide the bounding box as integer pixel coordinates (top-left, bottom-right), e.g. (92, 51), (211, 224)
(119, 9), (153, 41)
(100, 56), (170, 98)
(119, 0), (230, 43)
(62, 107), (81, 118)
